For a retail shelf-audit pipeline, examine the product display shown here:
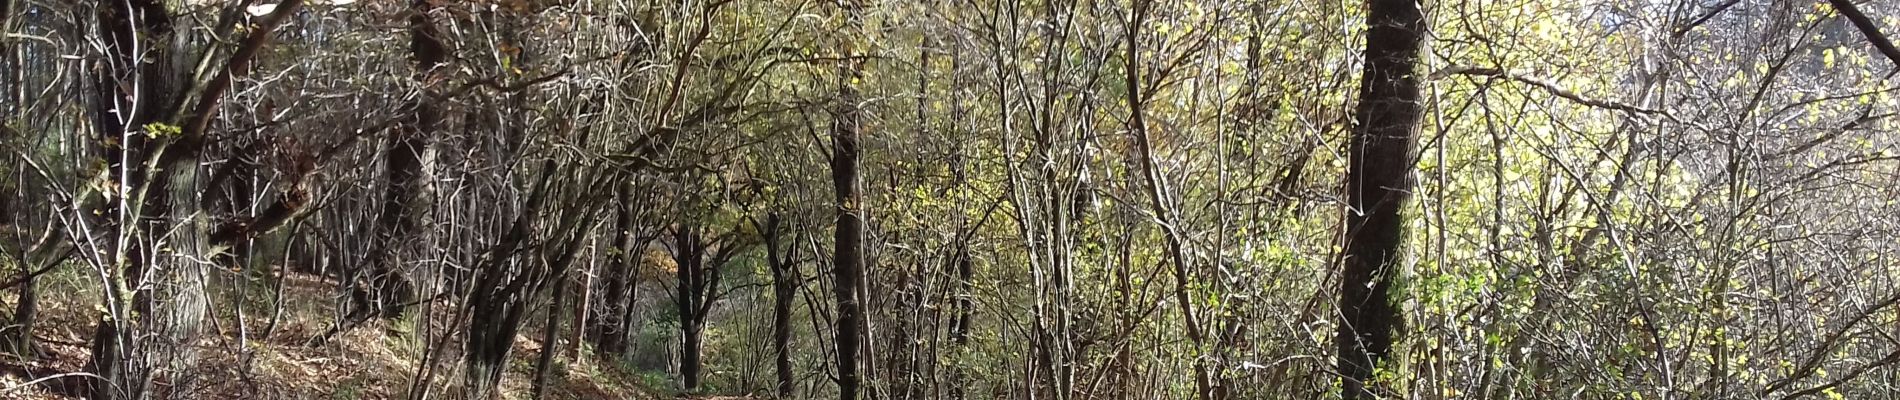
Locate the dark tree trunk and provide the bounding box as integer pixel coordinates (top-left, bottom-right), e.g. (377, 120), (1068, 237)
(2, 224), (60, 357)
(830, 136), (865, 400)
(589, 193), (634, 358)
(666, 219), (733, 394)
(85, 322), (127, 400)
(592, 252), (632, 358)
(672, 224), (711, 392)
(532, 277), (568, 400)
(680, 308), (704, 392)
(829, 11), (867, 397)
(461, 213), (541, 400)
(948, 246), (973, 346)
(1334, 0), (1427, 398)
(357, 0), (444, 321)
(8, 273), (37, 356)
(946, 243), (974, 400)
(827, 3), (869, 399)
(463, 295), (525, 400)
(84, 1), (175, 398)
(760, 213), (797, 398)
(460, 163), (557, 399)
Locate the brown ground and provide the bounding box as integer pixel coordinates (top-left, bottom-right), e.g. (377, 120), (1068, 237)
(0, 271), (662, 400)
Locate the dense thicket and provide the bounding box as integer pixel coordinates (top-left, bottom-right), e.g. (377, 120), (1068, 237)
(4, 0), (1900, 399)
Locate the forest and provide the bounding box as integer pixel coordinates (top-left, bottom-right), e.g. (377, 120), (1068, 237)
(3, 0), (1900, 399)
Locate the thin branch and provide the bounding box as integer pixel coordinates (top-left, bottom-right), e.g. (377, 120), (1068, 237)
(182, 0), (306, 140)
(1777, 350), (1900, 400)
(1672, 0), (1743, 38)
(1, 373), (104, 394)
(1828, 0), (1900, 69)
(1761, 290), (1900, 396)
(0, 246), (76, 291)
(1431, 65), (1664, 115)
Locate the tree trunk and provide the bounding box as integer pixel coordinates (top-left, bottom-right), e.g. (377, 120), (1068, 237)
(1335, 0), (1427, 398)
(829, 1), (868, 396)
(461, 163), (559, 399)
(674, 225), (707, 392)
(570, 255), (590, 361)
(84, 1), (176, 397)
(761, 213), (797, 398)
(589, 189), (635, 358)
(532, 277), (568, 400)
(462, 297), (522, 400)
(947, 243), (974, 400)
(3, 226), (59, 357)
(358, 0), (444, 321)
(8, 272), (37, 355)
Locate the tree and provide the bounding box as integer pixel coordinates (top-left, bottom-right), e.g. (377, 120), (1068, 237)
(79, 1), (305, 398)
(352, 0), (445, 321)
(1334, 0), (1427, 397)
(828, 1), (870, 399)
(670, 216), (746, 392)
(1124, 0), (1216, 398)
(755, 212), (800, 398)
(9, 0), (1900, 399)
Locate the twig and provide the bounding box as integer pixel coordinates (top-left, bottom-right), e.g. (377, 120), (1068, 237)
(1430, 65), (1665, 115)
(1828, 0), (1900, 69)
(0, 372), (104, 394)
(1761, 290), (1900, 396)
(1776, 350), (1900, 400)
(1671, 0), (1743, 38)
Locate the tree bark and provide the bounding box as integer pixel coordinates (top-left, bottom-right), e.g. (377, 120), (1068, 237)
(761, 213), (797, 398)
(461, 161), (604, 398)
(84, 2), (175, 398)
(673, 224), (708, 392)
(358, 0), (444, 321)
(8, 272), (37, 355)
(1335, 0), (1427, 398)
(0, 0), (10, 44)
(532, 277), (568, 400)
(669, 219), (737, 393)
(830, 2), (868, 400)
(3, 224), (62, 357)
(947, 243), (974, 400)
(589, 188), (635, 358)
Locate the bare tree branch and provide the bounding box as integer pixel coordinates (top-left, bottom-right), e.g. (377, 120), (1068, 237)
(1828, 0), (1900, 69)
(1431, 65), (1665, 115)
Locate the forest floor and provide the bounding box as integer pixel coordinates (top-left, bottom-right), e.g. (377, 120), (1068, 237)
(0, 269), (664, 400)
